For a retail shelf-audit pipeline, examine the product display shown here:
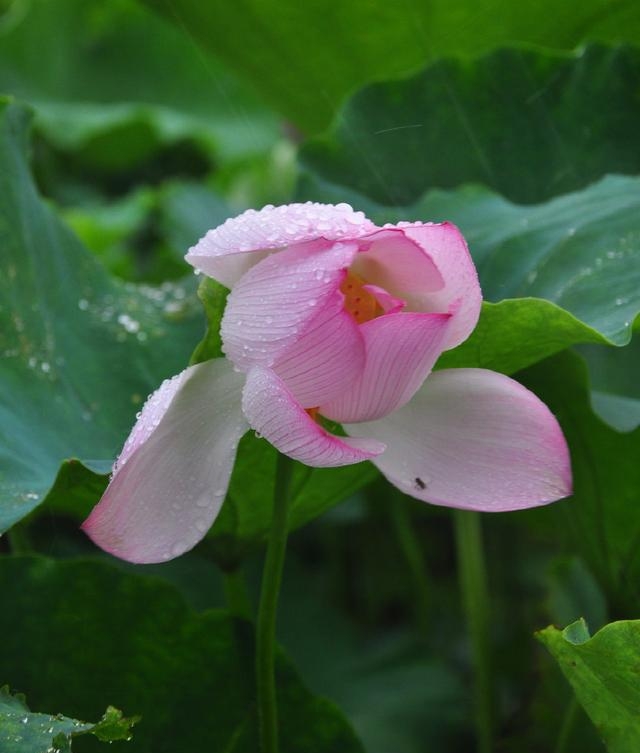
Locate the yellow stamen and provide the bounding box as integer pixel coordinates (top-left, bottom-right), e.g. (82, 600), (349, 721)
(340, 271), (382, 324)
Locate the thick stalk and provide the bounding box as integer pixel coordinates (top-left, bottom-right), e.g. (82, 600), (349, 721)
(256, 452), (295, 753)
(454, 510), (494, 753)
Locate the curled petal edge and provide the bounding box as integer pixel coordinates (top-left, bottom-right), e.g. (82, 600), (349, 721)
(82, 359), (247, 563)
(186, 201), (375, 287)
(242, 365), (385, 468)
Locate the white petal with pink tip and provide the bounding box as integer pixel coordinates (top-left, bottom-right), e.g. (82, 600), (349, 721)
(82, 359), (247, 563)
(346, 368), (571, 511)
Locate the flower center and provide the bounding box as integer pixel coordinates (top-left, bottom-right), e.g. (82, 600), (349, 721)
(340, 271), (382, 324)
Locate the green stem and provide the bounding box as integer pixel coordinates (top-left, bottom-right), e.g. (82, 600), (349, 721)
(555, 696), (579, 753)
(223, 567), (253, 621)
(256, 453), (295, 753)
(454, 510), (494, 753)
(389, 497), (430, 634)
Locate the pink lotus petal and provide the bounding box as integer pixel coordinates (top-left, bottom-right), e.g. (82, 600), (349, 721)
(352, 227), (445, 297)
(272, 298), (365, 407)
(362, 284), (405, 314)
(221, 239), (358, 373)
(395, 223), (482, 350)
(321, 312), (451, 423)
(82, 359), (247, 563)
(185, 202), (375, 288)
(242, 365), (385, 467)
(346, 368), (571, 511)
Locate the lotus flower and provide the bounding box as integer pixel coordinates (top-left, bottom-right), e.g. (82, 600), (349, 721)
(82, 202), (572, 563)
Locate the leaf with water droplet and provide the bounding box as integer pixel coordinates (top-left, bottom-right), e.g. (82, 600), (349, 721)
(0, 685), (138, 753)
(0, 558), (363, 753)
(0, 101), (204, 534)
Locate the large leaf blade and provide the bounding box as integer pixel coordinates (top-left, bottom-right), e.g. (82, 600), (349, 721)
(0, 556), (364, 753)
(0, 99), (204, 530)
(0, 0), (279, 164)
(301, 45), (640, 204)
(537, 619), (640, 753)
(143, 2), (640, 133)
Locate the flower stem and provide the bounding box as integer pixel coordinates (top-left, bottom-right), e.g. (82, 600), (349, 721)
(256, 452), (295, 753)
(454, 510), (494, 753)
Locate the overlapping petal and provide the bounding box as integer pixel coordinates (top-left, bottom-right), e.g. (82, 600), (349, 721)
(82, 359), (247, 563)
(353, 223), (480, 350)
(397, 222), (482, 349)
(362, 284), (405, 314)
(272, 297), (365, 408)
(352, 227), (445, 298)
(321, 312), (451, 423)
(242, 366), (386, 467)
(346, 368), (571, 511)
(186, 201), (375, 287)
(221, 240), (358, 373)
